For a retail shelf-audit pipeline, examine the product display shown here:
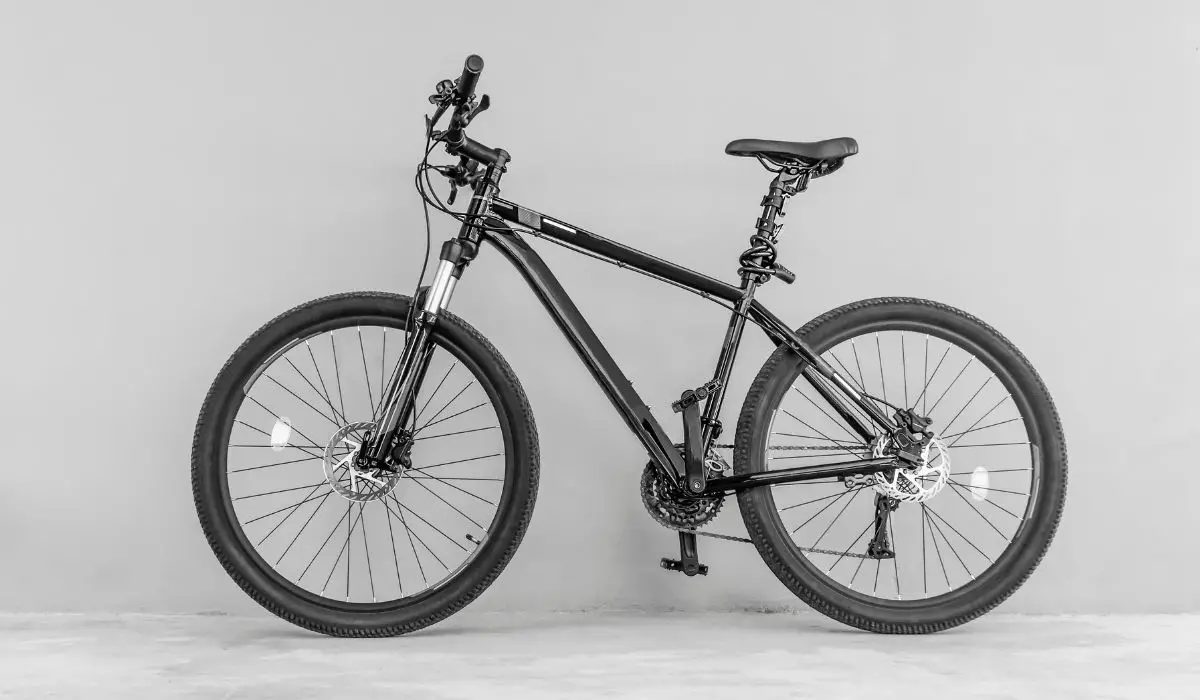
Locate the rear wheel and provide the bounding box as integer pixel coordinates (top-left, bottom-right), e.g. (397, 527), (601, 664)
(192, 292), (539, 636)
(735, 297), (1066, 633)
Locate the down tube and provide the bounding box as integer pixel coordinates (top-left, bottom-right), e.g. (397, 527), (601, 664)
(476, 223), (685, 479)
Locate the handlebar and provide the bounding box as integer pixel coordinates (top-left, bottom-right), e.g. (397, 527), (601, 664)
(456, 55), (483, 103)
(430, 54), (507, 168)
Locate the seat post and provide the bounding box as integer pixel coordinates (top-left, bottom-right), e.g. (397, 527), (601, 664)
(756, 167), (809, 240)
(739, 166), (810, 287)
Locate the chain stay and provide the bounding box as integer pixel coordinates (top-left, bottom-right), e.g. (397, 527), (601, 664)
(712, 443), (865, 452)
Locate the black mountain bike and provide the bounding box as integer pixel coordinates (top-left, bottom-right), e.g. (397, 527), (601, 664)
(192, 56), (1067, 637)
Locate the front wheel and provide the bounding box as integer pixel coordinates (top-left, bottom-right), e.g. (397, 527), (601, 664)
(735, 297), (1066, 633)
(192, 292), (539, 636)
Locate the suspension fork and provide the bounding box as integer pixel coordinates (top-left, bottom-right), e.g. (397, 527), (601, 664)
(365, 250), (463, 463)
(367, 159), (505, 463)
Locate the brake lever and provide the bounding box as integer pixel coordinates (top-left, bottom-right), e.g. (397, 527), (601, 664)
(463, 94), (490, 126)
(428, 79), (455, 105)
(442, 157), (478, 206)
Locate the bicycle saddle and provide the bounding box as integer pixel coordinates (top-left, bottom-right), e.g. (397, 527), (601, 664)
(725, 137), (858, 165)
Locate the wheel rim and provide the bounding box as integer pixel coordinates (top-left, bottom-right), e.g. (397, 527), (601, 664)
(219, 318), (511, 608)
(763, 322), (1041, 603)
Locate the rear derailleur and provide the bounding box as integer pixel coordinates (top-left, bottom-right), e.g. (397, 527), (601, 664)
(866, 494), (900, 559)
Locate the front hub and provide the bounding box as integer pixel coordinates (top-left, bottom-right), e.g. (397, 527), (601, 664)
(323, 422), (404, 502)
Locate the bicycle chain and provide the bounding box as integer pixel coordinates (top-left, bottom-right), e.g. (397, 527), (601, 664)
(668, 445), (873, 558)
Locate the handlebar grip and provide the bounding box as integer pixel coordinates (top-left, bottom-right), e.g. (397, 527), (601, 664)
(456, 55), (484, 103)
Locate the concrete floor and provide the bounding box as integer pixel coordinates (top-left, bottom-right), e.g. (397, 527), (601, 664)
(0, 611), (1195, 699)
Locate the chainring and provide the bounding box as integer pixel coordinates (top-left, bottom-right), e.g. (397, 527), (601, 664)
(640, 462), (723, 530)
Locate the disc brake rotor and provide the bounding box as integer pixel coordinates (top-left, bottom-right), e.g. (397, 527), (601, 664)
(323, 422), (403, 502)
(866, 436), (950, 503)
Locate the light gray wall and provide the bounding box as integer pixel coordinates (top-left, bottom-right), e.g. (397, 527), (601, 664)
(1, 1), (1196, 614)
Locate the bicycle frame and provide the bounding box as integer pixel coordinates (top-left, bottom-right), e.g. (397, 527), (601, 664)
(374, 165), (901, 496)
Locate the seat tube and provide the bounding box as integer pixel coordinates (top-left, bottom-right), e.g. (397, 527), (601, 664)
(701, 282), (758, 447)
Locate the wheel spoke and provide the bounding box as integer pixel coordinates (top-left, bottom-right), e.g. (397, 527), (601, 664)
(927, 357), (974, 416)
(947, 479), (1028, 497)
(850, 339), (868, 399)
(235, 480), (330, 501)
(246, 484), (330, 528)
(276, 491), (334, 565)
(791, 387), (864, 444)
(243, 397), (325, 454)
(417, 383), (473, 433)
(921, 335), (929, 414)
(383, 496), (404, 594)
(941, 409), (1015, 443)
(357, 327), (377, 422)
(360, 502), (376, 602)
(406, 475), (503, 482)
(921, 505), (928, 594)
(299, 504), (352, 581)
(389, 495), (468, 552)
(330, 331), (347, 423)
(922, 506), (950, 588)
(780, 409), (865, 459)
(261, 373), (343, 430)
(939, 376), (994, 437)
(828, 351), (868, 394)
(773, 432), (861, 445)
(408, 452), (502, 473)
(379, 328), (388, 412)
(415, 425), (498, 441)
(418, 401), (487, 434)
(230, 454), (323, 474)
(286, 356), (347, 426)
(386, 497), (427, 584)
(811, 488), (861, 549)
(305, 339), (345, 425)
(791, 486), (862, 534)
(875, 333), (887, 405)
(232, 421), (321, 459)
(343, 503), (353, 596)
(827, 519), (874, 571)
(410, 477), (486, 529)
(850, 553), (867, 587)
(946, 480), (1015, 534)
(383, 497), (448, 570)
(406, 472), (497, 505)
(911, 344), (951, 411)
(889, 516), (900, 599)
(925, 505), (991, 563)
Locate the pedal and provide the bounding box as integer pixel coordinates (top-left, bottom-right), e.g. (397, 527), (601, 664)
(671, 380), (722, 413)
(660, 558), (708, 576)
(660, 531), (708, 576)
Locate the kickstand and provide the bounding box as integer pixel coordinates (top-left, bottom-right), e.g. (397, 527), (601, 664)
(660, 531), (709, 576)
